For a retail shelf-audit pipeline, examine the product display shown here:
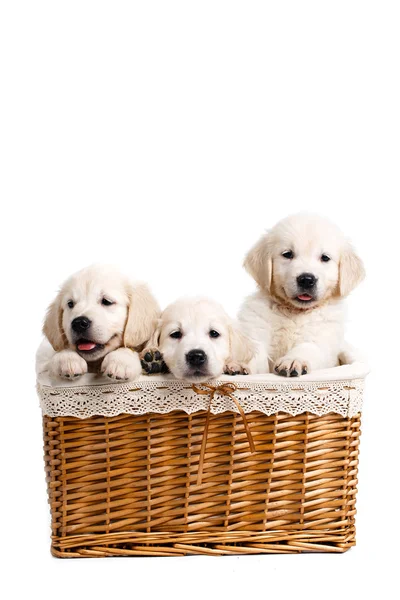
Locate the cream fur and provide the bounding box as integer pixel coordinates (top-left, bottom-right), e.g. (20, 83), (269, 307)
(43, 264), (160, 380)
(239, 214), (365, 375)
(146, 297), (255, 382)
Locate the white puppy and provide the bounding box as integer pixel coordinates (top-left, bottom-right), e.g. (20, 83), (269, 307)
(238, 214), (365, 376)
(142, 297), (255, 382)
(43, 264), (160, 381)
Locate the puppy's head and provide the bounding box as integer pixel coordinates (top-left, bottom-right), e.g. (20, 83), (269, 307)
(244, 213), (365, 310)
(151, 297), (254, 382)
(43, 265), (160, 361)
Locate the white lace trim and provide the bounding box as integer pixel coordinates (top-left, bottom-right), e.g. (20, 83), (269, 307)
(38, 376), (364, 418)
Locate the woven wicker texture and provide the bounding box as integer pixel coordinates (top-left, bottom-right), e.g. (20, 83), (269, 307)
(43, 409), (361, 557)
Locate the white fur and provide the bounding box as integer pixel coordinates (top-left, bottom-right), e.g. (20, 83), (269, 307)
(147, 297), (255, 382)
(43, 264), (160, 381)
(239, 214), (365, 376)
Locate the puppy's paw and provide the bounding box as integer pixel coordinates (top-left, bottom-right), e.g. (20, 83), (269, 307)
(274, 357), (310, 377)
(224, 361), (250, 376)
(140, 348), (169, 375)
(101, 349), (141, 381)
(50, 350), (88, 379)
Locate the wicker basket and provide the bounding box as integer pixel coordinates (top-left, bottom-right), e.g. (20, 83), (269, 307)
(37, 363), (368, 557)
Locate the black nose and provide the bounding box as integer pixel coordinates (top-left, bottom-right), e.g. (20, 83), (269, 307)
(186, 349), (207, 367)
(71, 316), (91, 333)
(297, 273), (317, 289)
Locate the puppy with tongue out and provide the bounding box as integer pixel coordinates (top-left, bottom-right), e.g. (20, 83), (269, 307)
(237, 213), (365, 377)
(43, 265), (160, 381)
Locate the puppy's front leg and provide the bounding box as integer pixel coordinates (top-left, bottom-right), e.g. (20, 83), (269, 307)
(101, 348), (142, 381)
(274, 342), (332, 377)
(49, 349), (88, 379)
(224, 360), (250, 375)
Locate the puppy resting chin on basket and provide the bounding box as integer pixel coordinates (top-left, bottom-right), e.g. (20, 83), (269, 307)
(141, 297), (255, 383)
(42, 264), (160, 381)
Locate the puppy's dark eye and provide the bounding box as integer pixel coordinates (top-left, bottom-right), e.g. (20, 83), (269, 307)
(321, 254), (331, 262)
(101, 298), (114, 306)
(209, 330), (220, 338)
(67, 300), (74, 309)
(282, 250), (294, 259)
(170, 331), (182, 339)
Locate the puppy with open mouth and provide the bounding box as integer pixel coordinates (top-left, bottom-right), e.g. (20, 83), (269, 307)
(141, 297), (255, 382)
(238, 213), (365, 376)
(42, 264), (160, 381)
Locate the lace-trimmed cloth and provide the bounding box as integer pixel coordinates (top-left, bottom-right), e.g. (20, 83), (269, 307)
(37, 362), (368, 419)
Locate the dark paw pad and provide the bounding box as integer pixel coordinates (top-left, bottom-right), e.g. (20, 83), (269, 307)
(141, 350), (169, 375)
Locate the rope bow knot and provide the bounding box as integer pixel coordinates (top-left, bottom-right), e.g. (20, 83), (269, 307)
(192, 382), (255, 485)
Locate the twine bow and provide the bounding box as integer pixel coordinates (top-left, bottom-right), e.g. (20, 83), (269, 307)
(192, 382), (255, 485)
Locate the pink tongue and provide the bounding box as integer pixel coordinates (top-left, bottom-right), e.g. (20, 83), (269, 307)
(298, 294), (312, 301)
(78, 342), (97, 351)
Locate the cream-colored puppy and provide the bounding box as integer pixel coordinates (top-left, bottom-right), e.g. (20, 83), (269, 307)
(143, 297), (255, 382)
(238, 214), (365, 376)
(43, 264), (160, 380)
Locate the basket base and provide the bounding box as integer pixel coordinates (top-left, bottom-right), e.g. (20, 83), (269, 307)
(44, 411), (361, 559)
(51, 529), (356, 557)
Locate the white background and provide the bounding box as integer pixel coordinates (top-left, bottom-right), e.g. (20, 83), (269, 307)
(0, 1), (399, 598)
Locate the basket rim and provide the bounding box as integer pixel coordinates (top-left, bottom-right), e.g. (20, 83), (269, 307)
(37, 364), (367, 419)
(37, 360), (369, 390)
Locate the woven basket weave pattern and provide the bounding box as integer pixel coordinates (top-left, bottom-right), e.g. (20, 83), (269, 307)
(43, 408), (361, 557)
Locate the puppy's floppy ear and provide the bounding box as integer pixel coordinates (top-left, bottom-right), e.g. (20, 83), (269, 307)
(339, 244), (365, 297)
(244, 233), (273, 291)
(43, 292), (67, 351)
(123, 283), (161, 349)
(228, 321), (255, 365)
(144, 319), (162, 349)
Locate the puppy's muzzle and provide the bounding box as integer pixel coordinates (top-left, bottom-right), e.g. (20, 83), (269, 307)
(186, 349), (207, 367)
(297, 273), (317, 290)
(71, 316), (92, 333)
